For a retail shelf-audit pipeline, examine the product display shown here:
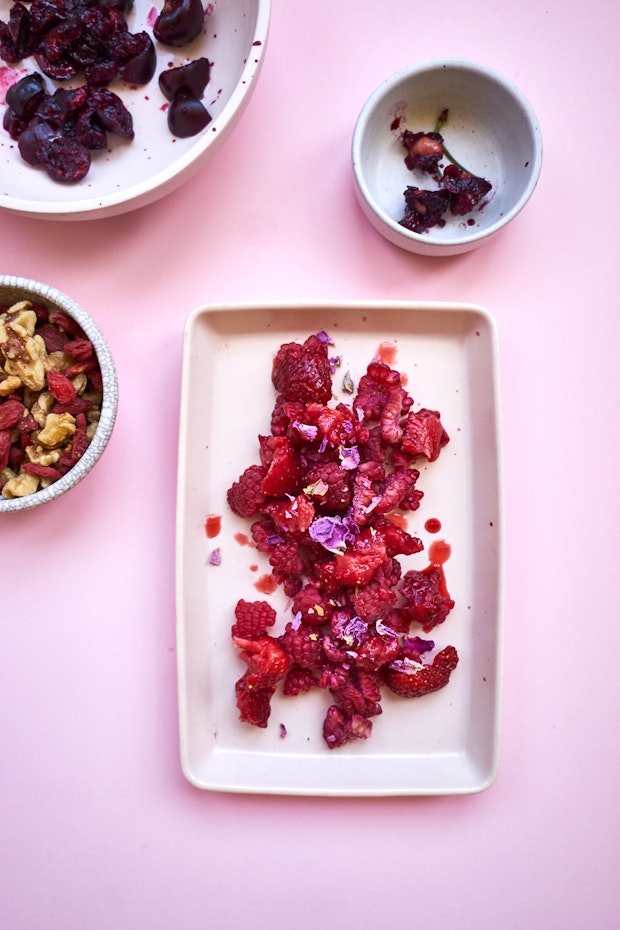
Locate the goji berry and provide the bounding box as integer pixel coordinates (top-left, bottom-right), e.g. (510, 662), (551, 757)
(21, 463), (62, 480)
(0, 430), (11, 469)
(47, 370), (76, 404)
(0, 397), (25, 430)
(49, 311), (85, 337)
(63, 338), (93, 361)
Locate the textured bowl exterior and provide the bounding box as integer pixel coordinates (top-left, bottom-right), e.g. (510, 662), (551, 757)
(0, 276), (118, 512)
(0, 0), (271, 221)
(352, 58), (543, 256)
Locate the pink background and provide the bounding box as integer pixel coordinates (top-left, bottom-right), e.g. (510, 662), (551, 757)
(1, 1), (618, 927)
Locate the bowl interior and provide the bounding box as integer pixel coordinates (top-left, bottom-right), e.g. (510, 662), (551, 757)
(354, 61), (541, 249)
(0, 276), (118, 512)
(0, 0), (269, 219)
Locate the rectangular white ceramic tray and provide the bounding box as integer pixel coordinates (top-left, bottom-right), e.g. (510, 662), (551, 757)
(176, 301), (503, 795)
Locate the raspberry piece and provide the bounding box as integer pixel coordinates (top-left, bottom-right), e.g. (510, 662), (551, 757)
(353, 580), (397, 623)
(271, 335), (333, 405)
(373, 467), (421, 514)
(372, 515), (423, 558)
(282, 665), (318, 695)
(401, 408), (449, 462)
(227, 464), (267, 518)
(231, 599), (277, 639)
(235, 674), (275, 728)
(322, 705), (373, 749)
(400, 566), (455, 630)
(291, 584), (333, 626)
(354, 630), (400, 672)
(268, 539), (304, 578)
(233, 635), (290, 688)
(279, 622), (324, 669)
(384, 645), (459, 697)
(303, 461), (351, 513)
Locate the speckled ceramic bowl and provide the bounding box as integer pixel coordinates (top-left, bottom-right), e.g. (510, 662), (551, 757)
(0, 0), (270, 220)
(0, 276), (118, 512)
(352, 58), (543, 257)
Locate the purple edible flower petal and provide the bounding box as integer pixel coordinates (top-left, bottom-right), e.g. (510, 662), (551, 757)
(339, 445), (360, 471)
(316, 330), (333, 345)
(293, 421), (318, 441)
(208, 548), (221, 566)
(308, 514), (356, 554)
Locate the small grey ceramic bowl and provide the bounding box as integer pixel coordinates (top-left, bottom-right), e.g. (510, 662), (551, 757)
(352, 58), (543, 257)
(0, 276), (118, 512)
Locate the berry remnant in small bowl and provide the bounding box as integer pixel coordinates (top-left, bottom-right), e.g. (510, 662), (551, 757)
(0, 275), (118, 512)
(352, 58), (542, 257)
(226, 332), (459, 750)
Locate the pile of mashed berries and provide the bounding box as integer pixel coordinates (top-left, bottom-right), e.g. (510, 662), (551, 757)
(0, 0), (213, 183)
(226, 332), (459, 750)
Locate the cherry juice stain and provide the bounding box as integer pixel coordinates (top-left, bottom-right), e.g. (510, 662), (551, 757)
(424, 517), (442, 534)
(204, 514), (221, 538)
(254, 574), (278, 595)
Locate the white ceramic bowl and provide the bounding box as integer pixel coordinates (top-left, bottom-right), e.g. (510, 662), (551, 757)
(0, 0), (270, 221)
(352, 58), (543, 257)
(0, 276), (118, 512)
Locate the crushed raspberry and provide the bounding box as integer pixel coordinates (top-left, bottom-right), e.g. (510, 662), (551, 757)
(227, 464), (267, 518)
(235, 675), (275, 728)
(400, 566), (455, 631)
(401, 408), (449, 462)
(271, 334), (333, 404)
(227, 333), (458, 749)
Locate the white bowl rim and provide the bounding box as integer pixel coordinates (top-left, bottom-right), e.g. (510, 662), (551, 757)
(352, 57), (543, 251)
(0, 275), (118, 512)
(1, 0), (271, 219)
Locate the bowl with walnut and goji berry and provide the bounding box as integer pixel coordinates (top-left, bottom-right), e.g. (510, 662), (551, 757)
(0, 276), (118, 512)
(352, 58), (543, 257)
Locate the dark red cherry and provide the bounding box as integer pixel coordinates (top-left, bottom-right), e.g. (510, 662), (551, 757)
(5, 72), (46, 120)
(38, 136), (91, 183)
(17, 118), (61, 166)
(158, 57), (211, 101)
(118, 31), (157, 85)
(153, 0), (205, 47)
(167, 92), (211, 137)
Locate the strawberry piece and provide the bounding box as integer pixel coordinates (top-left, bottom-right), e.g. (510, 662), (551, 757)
(262, 493), (315, 535)
(384, 645), (459, 697)
(260, 435), (302, 497)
